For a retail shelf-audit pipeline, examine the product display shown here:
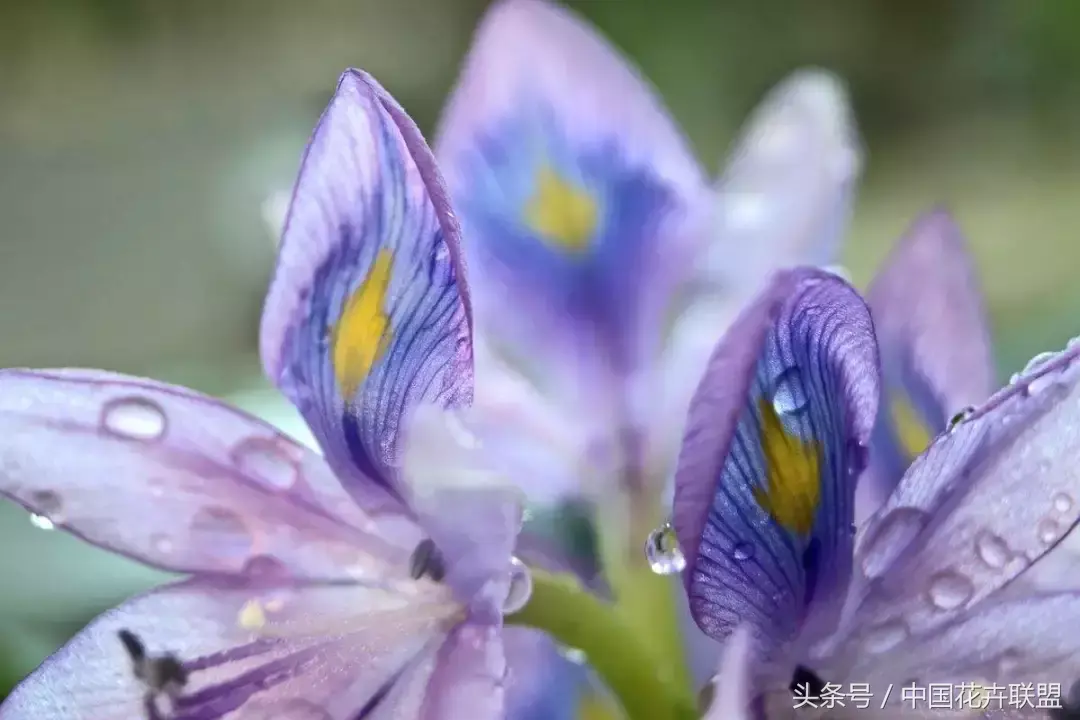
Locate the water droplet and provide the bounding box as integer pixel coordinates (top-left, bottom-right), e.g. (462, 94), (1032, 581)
(771, 368), (809, 416)
(503, 556), (532, 614)
(29, 513), (54, 530)
(925, 570), (974, 611)
(559, 646), (587, 665)
(232, 438), (299, 491)
(28, 489), (64, 523)
(1054, 493), (1074, 514)
(862, 619), (909, 654)
(947, 406), (975, 432)
(1038, 518), (1060, 545)
(1023, 351), (1058, 375)
(974, 531), (1010, 569)
(189, 506), (253, 565)
(732, 542), (755, 562)
(859, 507), (929, 579)
(101, 397), (167, 441)
(644, 522), (685, 575)
(151, 534), (174, 555)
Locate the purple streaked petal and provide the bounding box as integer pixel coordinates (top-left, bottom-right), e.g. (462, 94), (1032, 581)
(826, 591), (1080, 693)
(858, 209), (995, 521)
(672, 269), (879, 664)
(435, 0), (709, 407)
(0, 369), (418, 580)
(260, 69), (473, 510)
(419, 621), (506, 720)
(703, 70), (861, 300)
(838, 343), (1080, 650)
(0, 576), (459, 720)
(703, 626), (756, 720)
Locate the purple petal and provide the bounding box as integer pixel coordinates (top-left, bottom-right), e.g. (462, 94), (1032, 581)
(839, 342), (1080, 651)
(672, 269), (879, 663)
(858, 209), (995, 520)
(0, 576), (461, 720)
(501, 627), (584, 720)
(825, 591), (1080, 695)
(402, 404), (524, 602)
(704, 70), (861, 299)
(703, 626), (756, 720)
(420, 621), (506, 720)
(434, 0), (709, 407)
(260, 69), (473, 508)
(0, 369), (419, 580)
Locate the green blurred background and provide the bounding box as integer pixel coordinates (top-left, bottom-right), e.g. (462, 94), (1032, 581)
(2, 0), (1080, 697)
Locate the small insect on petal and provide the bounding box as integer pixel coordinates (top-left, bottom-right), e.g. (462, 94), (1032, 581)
(409, 538), (446, 582)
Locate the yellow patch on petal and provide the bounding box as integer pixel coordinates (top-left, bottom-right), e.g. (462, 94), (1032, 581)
(237, 599), (266, 630)
(752, 397), (822, 537)
(524, 165), (598, 252)
(332, 249), (394, 398)
(891, 393), (932, 460)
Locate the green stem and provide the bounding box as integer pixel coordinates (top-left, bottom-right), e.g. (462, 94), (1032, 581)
(597, 502), (693, 698)
(507, 568), (698, 720)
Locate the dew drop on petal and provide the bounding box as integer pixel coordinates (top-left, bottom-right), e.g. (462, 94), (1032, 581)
(946, 406), (975, 433)
(28, 489), (64, 523)
(1023, 351), (1058, 375)
(503, 556), (532, 614)
(1038, 518), (1060, 546)
(732, 542), (754, 562)
(1054, 492), (1074, 514)
(232, 438), (300, 491)
(859, 507), (929, 579)
(974, 531), (1011, 569)
(862, 619), (909, 654)
(151, 534), (174, 555)
(101, 397), (167, 441)
(925, 570), (974, 611)
(644, 521), (685, 575)
(771, 367), (809, 417)
(29, 513), (55, 530)
(559, 646), (587, 665)
(189, 506), (254, 565)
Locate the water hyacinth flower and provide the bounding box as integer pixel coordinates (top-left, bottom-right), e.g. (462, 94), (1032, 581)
(0, 70), (536, 720)
(857, 209), (995, 521)
(432, 0), (862, 533)
(673, 266), (1080, 716)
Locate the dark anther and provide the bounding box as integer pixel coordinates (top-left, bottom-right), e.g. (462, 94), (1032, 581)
(790, 665), (828, 698)
(118, 628), (189, 719)
(409, 538), (446, 582)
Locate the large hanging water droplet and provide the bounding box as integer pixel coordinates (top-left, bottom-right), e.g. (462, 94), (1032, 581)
(644, 522), (685, 575)
(974, 531), (1010, 569)
(925, 570), (974, 611)
(189, 506), (254, 565)
(732, 542), (754, 562)
(946, 406), (975, 433)
(503, 556), (532, 614)
(101, 397), (167, 441)
(771, 368), (809, 417)
(862, 619), (909, 654)
(232, 438), (300, 491)
(859, 507), (929, 579)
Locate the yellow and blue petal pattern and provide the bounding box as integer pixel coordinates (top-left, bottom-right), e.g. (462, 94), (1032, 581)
(260, 69), (473, 507)
(435, 0), (709, 402)
(672, 269), (880, 663)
